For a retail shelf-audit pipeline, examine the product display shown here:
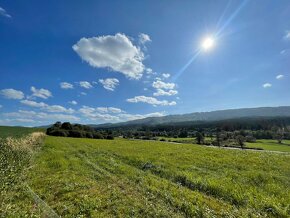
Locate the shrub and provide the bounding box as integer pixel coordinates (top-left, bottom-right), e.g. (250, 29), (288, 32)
(93, 132), (104, 139)
(61, 122), (73, 130)
(86, 132), (94, 139)
(68, 130), (85, 138)
(49, 130), (68, 137)
(106, 135), (114, 140)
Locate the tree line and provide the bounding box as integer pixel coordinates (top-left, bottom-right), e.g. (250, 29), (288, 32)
(46, 122), (114, 139)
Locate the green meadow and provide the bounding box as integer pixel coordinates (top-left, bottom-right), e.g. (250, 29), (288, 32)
(0, 127), (290, 217)
(246, 140), (290, 152)
(0, 126), (45, 139)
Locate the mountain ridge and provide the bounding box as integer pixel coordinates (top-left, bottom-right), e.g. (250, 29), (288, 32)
(92, 106), (290, 128)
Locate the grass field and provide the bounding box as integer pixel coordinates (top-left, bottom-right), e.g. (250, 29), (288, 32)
(247, 140), (290, 152)
(159, 136), (290, 152)
(2, 136), (287, 217)
(0, 126), (45, 138)
(1, 127), (290, 217)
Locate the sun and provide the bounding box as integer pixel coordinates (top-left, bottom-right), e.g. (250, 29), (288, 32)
(201, 37), (215, 51)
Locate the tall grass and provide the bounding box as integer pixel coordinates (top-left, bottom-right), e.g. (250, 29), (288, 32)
(0, 132), (45, 217)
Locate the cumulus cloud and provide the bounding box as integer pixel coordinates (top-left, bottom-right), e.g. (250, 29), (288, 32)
(4, 110), (79, 123)
(79, 106), (120, 121)
(276, 74), (284, 80)
(45, 105), (74, 113)
(60, 82), (74, 89)
(119, 112), (164, 121)
(0, 7), (11, 18)
(30, 86), (52, 99)
(263, 83), (272, 88)
(20, 100), (48, 108)
(153, 89), (178, 96)
(99, 78), (119, 91)
(69, 100), (77, 105)
(127, 96), (176, 106)
(79, 81), (93, 89)
(152, 80), (176, 90)
(0, 89), (24, 99)
(73, 33), (145, 79)
(79, 105), (164, 122)
(139, 33), (151, 44)
(20, 99), (74, 114)
(162, 73), (170, 78)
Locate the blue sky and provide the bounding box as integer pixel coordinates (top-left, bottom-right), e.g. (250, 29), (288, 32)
(0, 0), (290, 126)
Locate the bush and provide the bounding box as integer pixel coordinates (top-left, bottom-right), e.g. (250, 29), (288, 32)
(86, 132), (94, 139)
(49, 130), (68, 137)
(61, 122), (73, 130)
(245, 135), (256, 143)
(68, 130), (85, 138)
(93, 132), (104, 139)
(106, 135), (114, 140)
(46, 122), (113, 140)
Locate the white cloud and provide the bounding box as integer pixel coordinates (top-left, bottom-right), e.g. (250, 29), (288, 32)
(162, 73), (170, 78)
(80, 92), (87, 96)
(0, 7), (11, 18)
(96, 107), (123, 113)
(4, 110), (80, 123)
(20, 100), (48, 107)
(119, 112), (164, 121)
(73, 33), (145, 79)
(284, 31), (290, 40)
(146, 68), (153, 74)
(263, 83), (272, 88)
(30, 86), (52, 99)
(0, 105), (2, 108)
(79, 106), (120, 121)
(0, 89), (24, 99)
(99, 78), (119, 91)
(79, 81), (93, 89)
(60, 82), (74, 89)
(20, 99), (74, 114)
(69, 100), (77, 105)
(127, 96), (176, 106)
(153, 89), (178, 96)
(45, 105), (74, 114)
(79, 105), (164, 122)
(276, 74), (284, 80)
(139, 33), (151, 44)
(152, 80), (176, 90)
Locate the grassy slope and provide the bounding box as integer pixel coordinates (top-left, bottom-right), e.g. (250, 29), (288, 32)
(26, 137), (290, 217)
(0, 126), (45, 138)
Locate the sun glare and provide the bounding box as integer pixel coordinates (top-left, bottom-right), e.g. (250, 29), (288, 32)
(201, 37), (215, 51)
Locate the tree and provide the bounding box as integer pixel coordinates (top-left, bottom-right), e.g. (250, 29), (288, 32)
(196, 131), (204, 144)
(235, 135), (245, 149)
(272, 126), (284, 144)
(215, 128), (222, 147)
(179, 130), (188, 138)
(61, 122), (72, 130)
(53, 121), (62, 128)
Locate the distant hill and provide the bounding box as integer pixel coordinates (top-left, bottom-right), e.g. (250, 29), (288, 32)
(93, 106), (290, 129)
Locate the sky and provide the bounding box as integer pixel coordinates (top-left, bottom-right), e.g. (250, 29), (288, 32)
(0, 0), (290, 126)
